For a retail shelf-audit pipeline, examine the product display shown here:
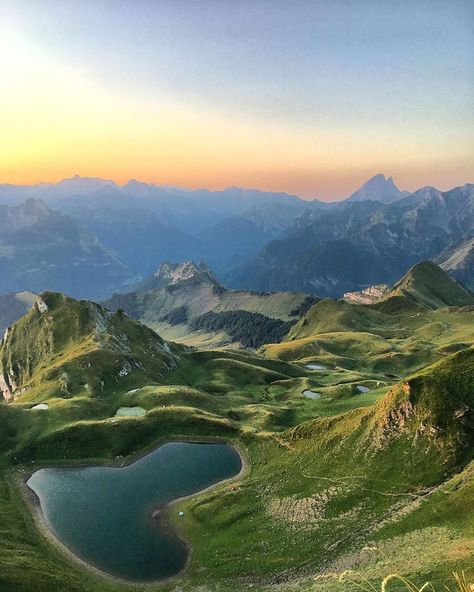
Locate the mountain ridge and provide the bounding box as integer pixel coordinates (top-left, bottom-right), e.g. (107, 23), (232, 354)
(0, 291), (181, 402)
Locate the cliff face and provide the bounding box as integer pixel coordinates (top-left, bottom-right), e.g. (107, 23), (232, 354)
(0, 296), (53, 401)
(370, 348), (474, 460)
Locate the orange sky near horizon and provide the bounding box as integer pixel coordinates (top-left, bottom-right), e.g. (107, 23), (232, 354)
(1, 2), (472, 201)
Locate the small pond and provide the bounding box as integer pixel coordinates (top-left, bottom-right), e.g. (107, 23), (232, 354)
(27, 442), (242, 581)
(115, 406), (146, 417)
(302, 390), (322, 399)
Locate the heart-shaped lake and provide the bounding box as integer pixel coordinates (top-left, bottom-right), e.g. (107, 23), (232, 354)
(27, 441), (242, 581)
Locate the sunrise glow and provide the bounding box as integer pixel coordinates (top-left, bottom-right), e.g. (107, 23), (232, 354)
(0, 1), (472, 199)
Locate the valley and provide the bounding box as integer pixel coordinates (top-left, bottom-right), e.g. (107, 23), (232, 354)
(2, 3), (473, 589)
(0, 261), (472, 591)
(1, 177), (472, 301)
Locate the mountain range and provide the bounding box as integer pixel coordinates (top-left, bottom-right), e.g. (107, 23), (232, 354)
(0, 175), (472, 302)
(227, 184), (474, 296)
(0, 199), (137, 299)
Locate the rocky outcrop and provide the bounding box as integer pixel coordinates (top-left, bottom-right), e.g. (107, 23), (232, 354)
(343, 284), (390, 305)
(153, 260), (216, 286)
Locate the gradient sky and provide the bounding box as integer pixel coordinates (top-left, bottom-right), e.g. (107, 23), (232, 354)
(0, 0), (472, 200)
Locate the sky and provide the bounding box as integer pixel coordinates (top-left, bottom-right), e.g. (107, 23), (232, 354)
(0, 0), (472, 200)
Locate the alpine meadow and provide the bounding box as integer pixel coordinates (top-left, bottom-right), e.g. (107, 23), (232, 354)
(0, 2), (473, 592)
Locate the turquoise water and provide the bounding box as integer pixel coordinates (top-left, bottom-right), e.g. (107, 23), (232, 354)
(27, 442), (242, 581)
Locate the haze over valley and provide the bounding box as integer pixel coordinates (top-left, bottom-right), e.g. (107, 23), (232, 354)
(1, 2), (473, 591)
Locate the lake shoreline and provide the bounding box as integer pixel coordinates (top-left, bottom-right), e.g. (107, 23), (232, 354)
(14, 435), (249, 588)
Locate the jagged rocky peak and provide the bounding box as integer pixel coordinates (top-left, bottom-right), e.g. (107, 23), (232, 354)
(347, 173), (403, 203)
(154, 260), (217, 285)
(343, 284), (391, 305)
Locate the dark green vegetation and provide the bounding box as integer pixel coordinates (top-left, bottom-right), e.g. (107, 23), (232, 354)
(105, 260), (309, 348)
(0, 261), (472, 591)
(190, 310), (295, 348)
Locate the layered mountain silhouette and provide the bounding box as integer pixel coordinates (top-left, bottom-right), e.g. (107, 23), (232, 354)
(227, 184), (474, 296)
(0, 199), (137, 299)
(0, 177), (472, 301)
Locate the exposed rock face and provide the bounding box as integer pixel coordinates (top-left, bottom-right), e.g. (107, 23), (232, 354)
(135, 260), (221, 293)
(35, 296), (49, 314)
(0, 373), (14, 401)
(154, 260), (216, 285)
(343, 284), (391, 304)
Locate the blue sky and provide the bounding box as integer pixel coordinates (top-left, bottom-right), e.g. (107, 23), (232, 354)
(1, 0), (473, 198)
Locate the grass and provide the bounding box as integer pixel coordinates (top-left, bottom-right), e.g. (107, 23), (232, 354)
(338, 570), (472, 592)
(0, 277), (472, 592)
(104, 276), (309, 348)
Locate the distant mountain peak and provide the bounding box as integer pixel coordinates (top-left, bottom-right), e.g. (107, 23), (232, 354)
(346, 174), (403, 203)
(0, 198), (52, 232)
(154, 260), (217, 286)
(133, 260), (220, 292)
(55, 175), (118, 194)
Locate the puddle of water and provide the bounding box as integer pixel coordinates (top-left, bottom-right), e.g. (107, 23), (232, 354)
(302, 390), (322, 399)
(115, 407), (146, 417)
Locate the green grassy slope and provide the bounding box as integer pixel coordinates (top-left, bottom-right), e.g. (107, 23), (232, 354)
(0, 347), (471, 592)
(264, 263), (474, 382)
(0, 266), (472, 592)
(382, 261), (474, 310)
(176, 348), (473, 591)
(0, 292), (182, 403)
(105, 269), (311, 348)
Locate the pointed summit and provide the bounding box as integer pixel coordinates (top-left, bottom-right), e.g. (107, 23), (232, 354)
(383, 261), (474, 309)
(137, 260), (220, 292)
(346, 174), (403, 203)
